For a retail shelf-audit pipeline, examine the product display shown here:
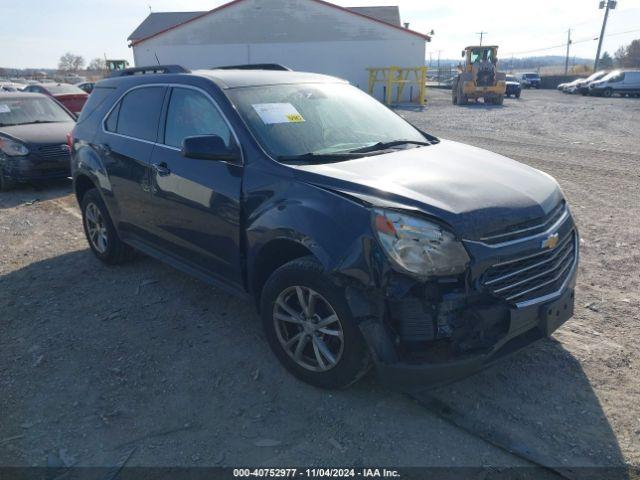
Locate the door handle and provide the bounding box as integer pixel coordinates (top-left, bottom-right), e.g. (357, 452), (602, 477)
(152, 162), (171, 176)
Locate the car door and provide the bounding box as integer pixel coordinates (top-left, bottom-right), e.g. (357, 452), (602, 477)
(97, 85), (167, 241)
(148, 85), (244, 288)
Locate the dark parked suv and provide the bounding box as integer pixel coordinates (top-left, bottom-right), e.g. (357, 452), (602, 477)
(70, 65), (578, 389)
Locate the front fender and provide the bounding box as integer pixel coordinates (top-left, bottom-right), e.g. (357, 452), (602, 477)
(247, 179), (370, 260)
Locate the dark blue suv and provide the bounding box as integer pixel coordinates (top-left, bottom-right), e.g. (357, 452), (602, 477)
(70, 65), (578, 389)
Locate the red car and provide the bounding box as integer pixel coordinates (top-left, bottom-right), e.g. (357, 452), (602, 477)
(23, 83), (88, 115)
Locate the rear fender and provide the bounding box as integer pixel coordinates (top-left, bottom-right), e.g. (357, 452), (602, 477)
(72, 143), (118, 217)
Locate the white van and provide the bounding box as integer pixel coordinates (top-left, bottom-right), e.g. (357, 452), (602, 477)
(589, 70), (640, 97)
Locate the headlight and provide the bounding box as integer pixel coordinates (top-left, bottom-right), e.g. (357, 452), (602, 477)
(373, 209), (470, 278)
(0, 137), (29, 156)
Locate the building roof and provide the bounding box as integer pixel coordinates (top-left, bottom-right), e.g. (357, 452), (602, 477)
(346, 6), (401, 26)
(128, 1), (429, 45)
(128, 11), (205, 41)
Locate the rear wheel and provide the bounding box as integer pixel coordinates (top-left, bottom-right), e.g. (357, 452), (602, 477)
(260, 257), (371, 389)
(81, 188), (136, 265)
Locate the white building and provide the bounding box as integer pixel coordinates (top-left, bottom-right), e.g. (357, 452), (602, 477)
(128, 0), (429, 100)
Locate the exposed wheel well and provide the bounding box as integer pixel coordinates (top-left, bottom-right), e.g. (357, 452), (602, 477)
(252, 239), (314, 310)
(74, 175), (96, 204)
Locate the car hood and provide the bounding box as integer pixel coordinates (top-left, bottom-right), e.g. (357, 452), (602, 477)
(0, 121), (75, 147)
(292, 139), (563, 240)
(506, 81), (520, 86)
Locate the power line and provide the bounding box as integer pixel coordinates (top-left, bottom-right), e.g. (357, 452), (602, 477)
(503, 27), (640, 57)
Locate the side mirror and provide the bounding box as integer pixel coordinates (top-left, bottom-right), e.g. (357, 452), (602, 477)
(461, 50), (465, 58)
(181, 135), (241, 163)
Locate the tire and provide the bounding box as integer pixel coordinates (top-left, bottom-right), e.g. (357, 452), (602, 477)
(260, 256), (371, 389)
(0, 170), (15, 192)
(515, 91), (521, 99)
(603, 88), (613, 98)
(456, 91), (468, 105)
(496, 95), (504, 105)
(81, 188), (135, 265)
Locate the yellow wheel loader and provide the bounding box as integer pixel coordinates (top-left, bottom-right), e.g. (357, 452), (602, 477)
(452, 46), (507, 105)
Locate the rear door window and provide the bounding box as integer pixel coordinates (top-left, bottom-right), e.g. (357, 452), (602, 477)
(114, 87), (165, 142)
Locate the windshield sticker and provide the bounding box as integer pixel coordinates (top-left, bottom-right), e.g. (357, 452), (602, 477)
(0, 104), (10, 113)
(252, 103), (305, 125)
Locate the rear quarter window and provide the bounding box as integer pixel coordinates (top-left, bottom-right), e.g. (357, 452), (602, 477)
(77, 86), (116, 124)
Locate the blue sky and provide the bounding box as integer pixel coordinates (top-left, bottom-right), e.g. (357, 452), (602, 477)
(1, 0), (639, 68)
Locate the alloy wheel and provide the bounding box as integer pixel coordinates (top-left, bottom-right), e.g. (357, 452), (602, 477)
(85, 202), (108, 253)
(273, 286), (344, 372)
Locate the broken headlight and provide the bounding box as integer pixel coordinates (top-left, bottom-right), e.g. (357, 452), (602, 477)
(373, 209), (469, 278)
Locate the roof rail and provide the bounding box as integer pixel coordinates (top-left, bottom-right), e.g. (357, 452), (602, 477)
(213, 63), (292, 71)
(108, 65), (190, 78)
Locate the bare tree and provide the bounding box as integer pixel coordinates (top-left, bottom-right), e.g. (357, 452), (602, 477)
(58, 52), (86, 73)
(87, 58), (106, 72)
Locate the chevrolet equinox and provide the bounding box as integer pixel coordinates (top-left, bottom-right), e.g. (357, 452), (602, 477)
(70, 65), (578, 389)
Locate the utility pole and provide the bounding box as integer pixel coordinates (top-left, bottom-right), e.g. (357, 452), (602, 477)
(594, 0), (617, 71)
(564, 29), (572, 75)
(476, 31), (488, 45)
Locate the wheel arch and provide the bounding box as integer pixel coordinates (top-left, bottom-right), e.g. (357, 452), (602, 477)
(74, 173), (97, 204)
(249, 238), (317, 310)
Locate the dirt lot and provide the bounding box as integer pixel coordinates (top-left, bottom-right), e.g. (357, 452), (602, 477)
(1, 89), (638, 476)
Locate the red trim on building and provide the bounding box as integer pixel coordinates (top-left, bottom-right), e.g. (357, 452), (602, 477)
(130, 0), (430, 47)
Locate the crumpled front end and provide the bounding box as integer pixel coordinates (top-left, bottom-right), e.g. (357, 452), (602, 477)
(333, 201), (579, 389)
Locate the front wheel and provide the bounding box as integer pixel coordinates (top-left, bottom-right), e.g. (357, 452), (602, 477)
(260, 257), (371, 389)
(515, 91), (521, 99)
(603, 88), (613, 98)
(81, 188), (136, 264)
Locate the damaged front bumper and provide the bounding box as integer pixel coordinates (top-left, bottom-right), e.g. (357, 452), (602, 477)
(356, 231), (578, 389)
(361, 272), (576, 388)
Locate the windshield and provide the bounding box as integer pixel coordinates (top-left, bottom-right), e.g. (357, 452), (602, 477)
(227, 83), (428, 161)
(523, 73), (540, 79)
(0, 96), (74, 126)
(506, 75), (518, 82)
(44, 84), (86, 95)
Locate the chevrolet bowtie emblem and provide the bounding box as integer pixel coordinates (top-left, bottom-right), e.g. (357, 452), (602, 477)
(542, 233), (560, 250)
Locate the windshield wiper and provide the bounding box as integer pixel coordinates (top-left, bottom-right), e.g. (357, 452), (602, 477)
(348, 140), (432, 154)
(277, 151), (376, 164)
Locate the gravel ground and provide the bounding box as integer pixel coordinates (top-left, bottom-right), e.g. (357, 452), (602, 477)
(1, 89), (638, 475)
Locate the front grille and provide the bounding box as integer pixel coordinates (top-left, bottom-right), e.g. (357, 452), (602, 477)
(480, 201), (567, 244)
(482, 230), (576, 304)
(38, 144), (70, 160)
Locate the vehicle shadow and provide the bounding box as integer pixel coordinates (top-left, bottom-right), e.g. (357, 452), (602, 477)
(409, 336), (631, 479)
(0, 179), (72, 209)
(0, 250), (630, 474)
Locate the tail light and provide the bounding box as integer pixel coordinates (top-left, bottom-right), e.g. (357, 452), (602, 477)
(66, 131), (74, 151)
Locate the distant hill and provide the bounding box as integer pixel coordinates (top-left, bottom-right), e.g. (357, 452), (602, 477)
(428, 55), (593, 70)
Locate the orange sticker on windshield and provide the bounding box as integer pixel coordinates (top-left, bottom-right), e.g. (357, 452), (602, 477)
(286, 114), (304, 123)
